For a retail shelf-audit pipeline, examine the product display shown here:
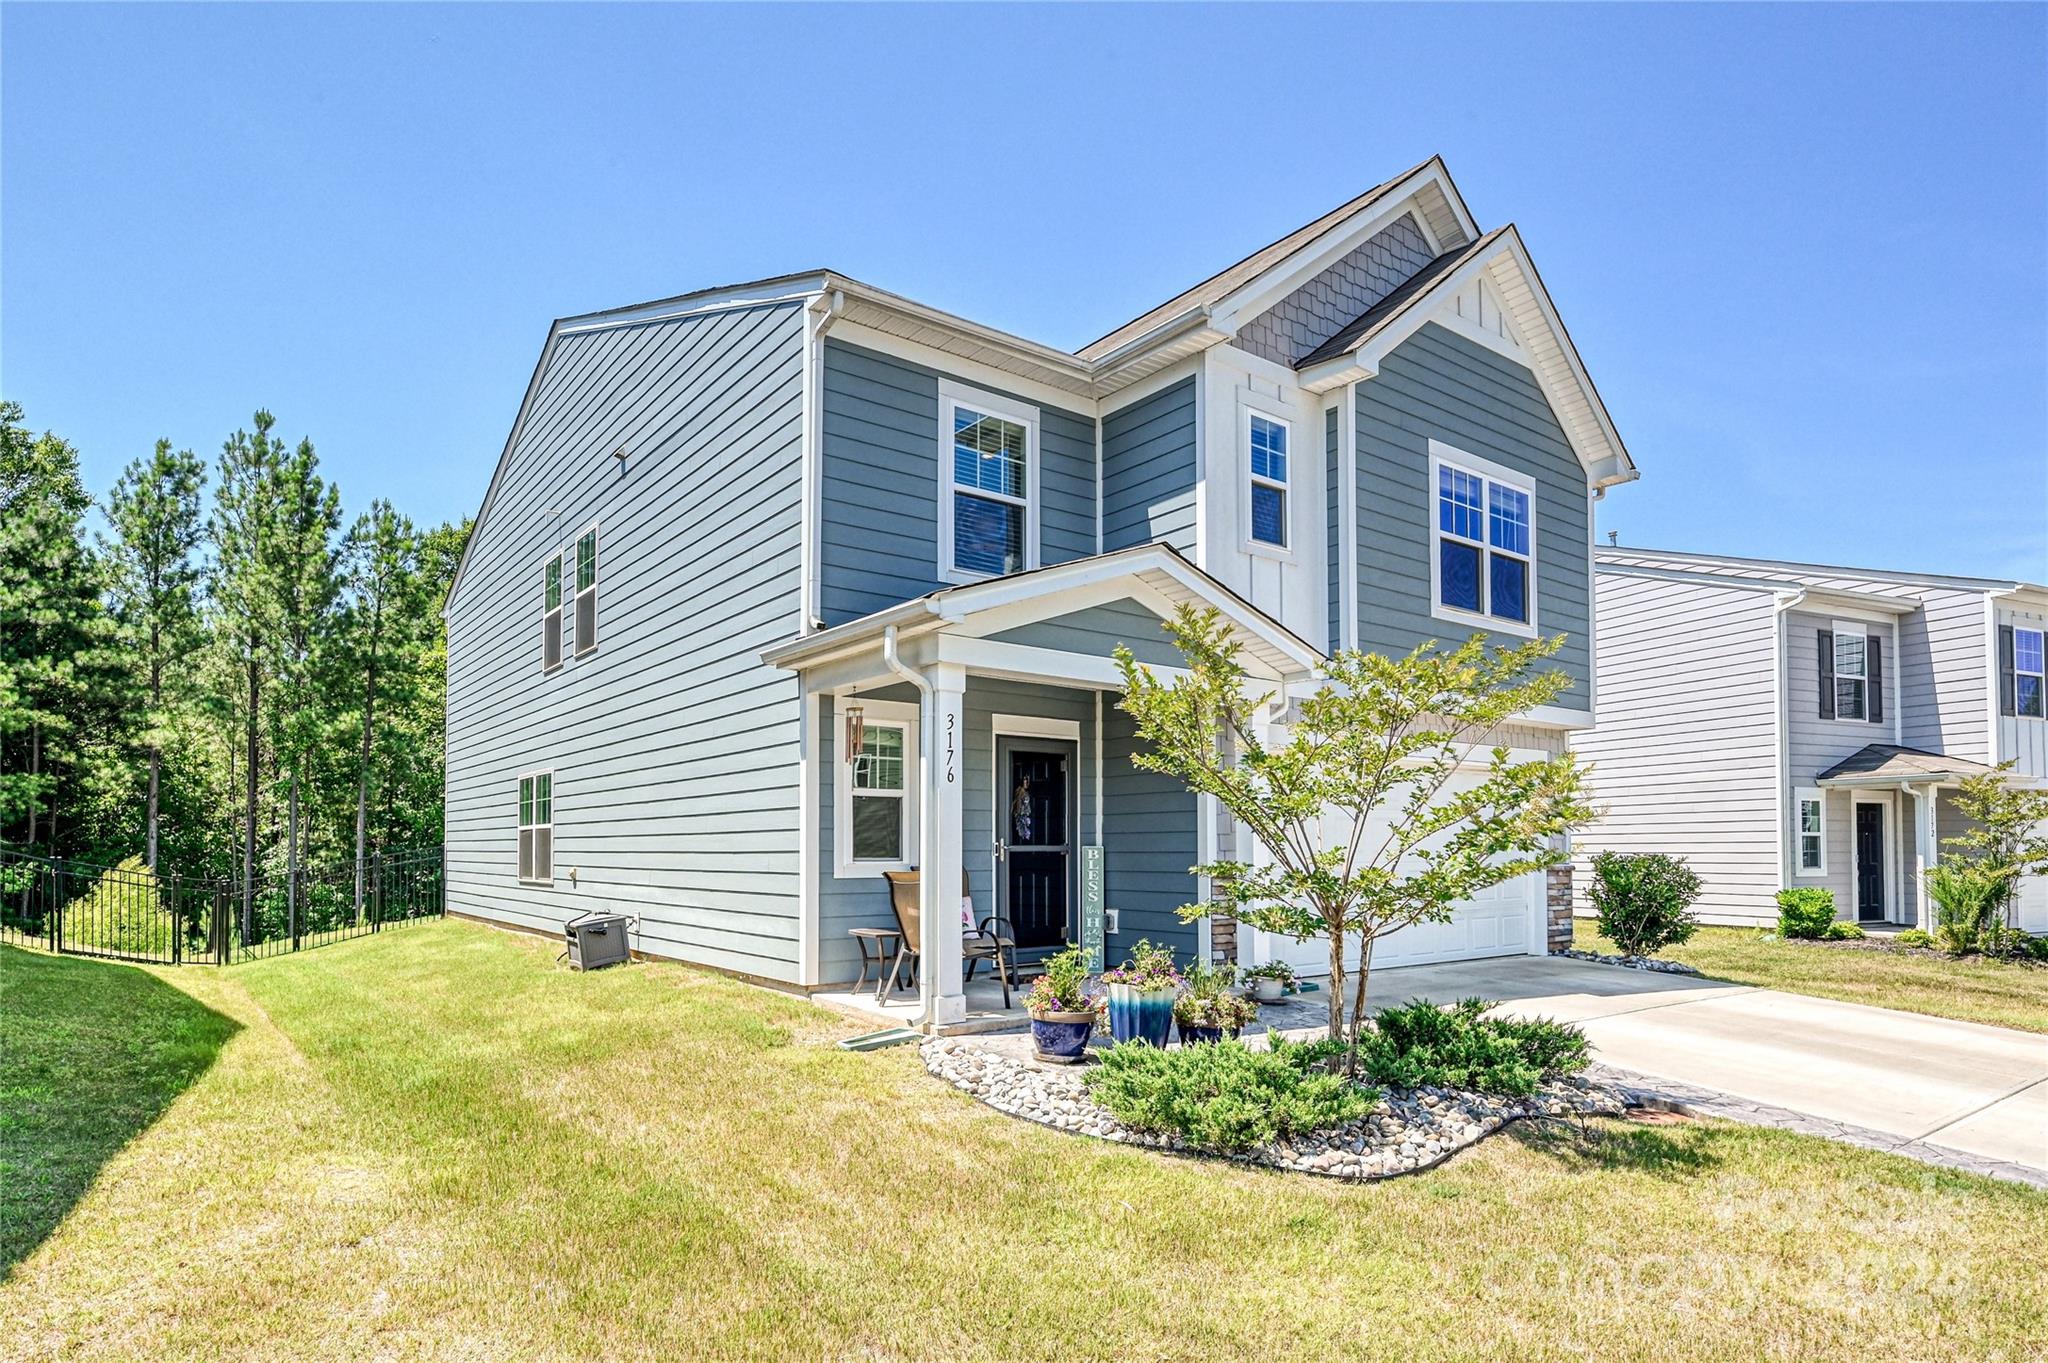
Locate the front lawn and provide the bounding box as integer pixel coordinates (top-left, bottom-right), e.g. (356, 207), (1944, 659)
(4, 923), (2044, 1362)
(1575, 920), (2048, 1034)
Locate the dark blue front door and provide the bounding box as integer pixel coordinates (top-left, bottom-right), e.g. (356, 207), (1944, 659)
(998, 742), (1073, 950)
(1855, 803), (1886, 922)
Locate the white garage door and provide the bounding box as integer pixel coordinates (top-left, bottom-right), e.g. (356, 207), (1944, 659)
(2017, 872), (2048, 935)
(1249, 769), (1542, 976)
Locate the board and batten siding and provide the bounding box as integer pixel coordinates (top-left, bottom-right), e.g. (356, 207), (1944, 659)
(1100, 376), (1198, 554)
(818, 339), (1095, 626)
(444, 301), (808, 982)
(1354, 323), (1592, 708)
(1571, 570), (1785, 924)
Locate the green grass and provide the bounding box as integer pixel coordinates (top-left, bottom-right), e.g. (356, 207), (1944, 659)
(4, 922), (2045, 1362)
(1576, 921), (2048, 1034)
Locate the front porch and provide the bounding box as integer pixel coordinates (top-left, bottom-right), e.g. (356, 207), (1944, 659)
(1813, 743), (2000, 932)
(763, 545), (1323, 1031)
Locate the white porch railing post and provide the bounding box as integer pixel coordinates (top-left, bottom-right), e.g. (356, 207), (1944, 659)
(924, 662), (968, 1026)
(1914, 786), (1938, 934)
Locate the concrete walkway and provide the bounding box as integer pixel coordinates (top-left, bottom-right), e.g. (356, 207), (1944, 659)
(1342, 955), (2048, 1177)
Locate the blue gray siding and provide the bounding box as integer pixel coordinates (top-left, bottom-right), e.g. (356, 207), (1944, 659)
(1102, 703), (1200, 963)
(1100, 376), (1197, 553)
(988, 598), (1183, 669)
(444, 301), (808, 981)
(819, 339), (1095, 626)
(1354, 323), (1592, 706)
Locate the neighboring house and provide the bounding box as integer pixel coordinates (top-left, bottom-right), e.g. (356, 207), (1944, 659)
(1575, 546), (2048, 932)
(442, 156), (1639, 1023)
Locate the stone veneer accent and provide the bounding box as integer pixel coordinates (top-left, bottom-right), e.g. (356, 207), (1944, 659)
(1546, 865), (1575, 954)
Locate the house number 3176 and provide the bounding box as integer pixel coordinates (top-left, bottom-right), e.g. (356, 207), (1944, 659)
(944, 714), (956, 783)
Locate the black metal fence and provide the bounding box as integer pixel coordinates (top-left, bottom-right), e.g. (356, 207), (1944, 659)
(0, 844), (442, 966)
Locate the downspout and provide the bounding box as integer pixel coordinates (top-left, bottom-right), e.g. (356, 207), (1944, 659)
(882, 624), (938, 1028)
(800, 288), (845, 635)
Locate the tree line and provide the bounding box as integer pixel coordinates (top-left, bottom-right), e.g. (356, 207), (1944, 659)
(1, 398), (467, 920)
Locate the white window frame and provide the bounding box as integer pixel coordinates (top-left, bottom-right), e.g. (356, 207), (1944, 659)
(1832, 620), (1867, 722)
(2016, 626), (2046, 720)
(1426, 440), (1538, 638)
(1794, 786), (1826, 878)
(937, 379), (1040, 585)
(1242, 404), (1292, 559)
(541, 552), (564, 674)
(518, 769), (554, 886)
(833, 698), (920, 878)
(573, 523), (599, 659)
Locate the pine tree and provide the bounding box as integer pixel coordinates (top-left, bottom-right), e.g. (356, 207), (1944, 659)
(337, 500), (419, 916)
(102, 440), (207, 869)
(265, 436), (341, 940)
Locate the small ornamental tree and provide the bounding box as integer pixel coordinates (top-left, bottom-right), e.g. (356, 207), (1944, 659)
(1943, 764), (2048, 934)
(1114, 606), (1596, 1061)
(1586, 851), (1702, 956)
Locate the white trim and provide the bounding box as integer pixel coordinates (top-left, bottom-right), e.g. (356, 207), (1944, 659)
(1425, 440), (1538, 640)
(797, 689), (820, 985)
(834, 318), (1090, 414)
(1848, 791), (1899, 922)
(540, 550), (564, 674)
(831, 697), (921, 879)
(572, 522), (600, 659)
(1793, 786), (1826, 878)
(937, 379), (1042, 587)
(1097, 352), (1202, 417)
(934, 635), (1183, 691)
(2013, 624), (2046, 720)
(1240, 401), (1293, 560)
(1830, 619), (1869, 723)
(517, 768), (554, 887)
(991, 713), (1082, 742)
(1338, 385), (1359, 653)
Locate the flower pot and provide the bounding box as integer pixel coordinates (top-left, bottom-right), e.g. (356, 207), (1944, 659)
(1176, 1021), (1236, 1046)
(1250, 977), (1284, 1003)
(1029, 1011), (1096, 1064)
(1106, 982), (1175, 1047)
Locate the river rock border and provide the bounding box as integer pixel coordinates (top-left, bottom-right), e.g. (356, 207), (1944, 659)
(922, 1038), (1624, 1180)
(1555, 947), (1701, 975)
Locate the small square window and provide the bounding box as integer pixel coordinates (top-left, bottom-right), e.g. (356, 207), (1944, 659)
(1440, 540), (1482, 613)
(1250, 483), (1286, 548)
(1489, 553), (1528, 623)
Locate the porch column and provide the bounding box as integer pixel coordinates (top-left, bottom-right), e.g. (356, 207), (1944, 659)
(922, 661), (968, 1026)
(1909, 785), (1936, 934)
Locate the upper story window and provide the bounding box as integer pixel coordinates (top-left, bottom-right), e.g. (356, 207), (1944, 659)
(1794, 787), (1826, 876)
(1247, 413), (1289, 550)
(542, 554), (564, 672)
(1833, 627), (1867, 720)
(518, 771), (553, 885)
(574, 527), (599, 657)
(834, 699), (918, 876)
(1428, 441), (1534, 635)
(1817, 622), (1882, 723)
(938, 381), (1038, 583)
(2004, 625), (2046, 719)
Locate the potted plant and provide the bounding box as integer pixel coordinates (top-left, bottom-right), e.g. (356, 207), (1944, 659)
(1100, 939), (1181, 1047)
(1173, 961), (1258, 1044)
(1243, 960), (1296, 1003)
(1024, 945), (1100, 1064)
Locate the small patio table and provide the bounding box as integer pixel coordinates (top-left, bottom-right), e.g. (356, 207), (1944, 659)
(849, 927), (906, 1001)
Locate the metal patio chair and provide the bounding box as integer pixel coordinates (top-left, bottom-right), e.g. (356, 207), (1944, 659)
(881, 869), (1016, 1009)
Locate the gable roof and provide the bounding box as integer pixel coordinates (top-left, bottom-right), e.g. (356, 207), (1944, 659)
(1296, 230), (1505, 368)
(1076, 157), (1474, 362)
(1596, 545), (2048, 600)
(1816, 744), (1998, 785)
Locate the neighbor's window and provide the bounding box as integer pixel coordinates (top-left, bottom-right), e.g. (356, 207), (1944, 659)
(941, 384), (1037, 582)
(1833, 627), (1868, 721)
(834, 700), (918, 876)
(1248, 413), (1289, 549)
(542, 555), (563, 672)
(1795, 787), (1825, 876)
(518, 772), (553, 885)
(574, 527), (598, 657)
(2018, 627), (2045, 719)
(1431, 444), (1533, 629)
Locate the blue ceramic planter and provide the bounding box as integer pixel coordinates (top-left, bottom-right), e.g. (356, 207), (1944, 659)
(1106, 983), (1176, 1047)
(1177, 1022), (1237, 1046)
(1029, 1013), (1095, 1064)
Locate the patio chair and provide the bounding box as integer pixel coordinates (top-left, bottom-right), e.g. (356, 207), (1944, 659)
(881, 869), (1016, 1009)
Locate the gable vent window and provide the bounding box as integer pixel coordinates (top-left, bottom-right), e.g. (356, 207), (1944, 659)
(2005, 626), (2045, 719)
(542, 555), (563, 672)
(1247, 413), (1289, 549)
(1429, 442), (1535, 634)
(938, 382), (1039, 584)
(1818, 623), (1882, 723)
(518, 772), (553, 885)
(574, 527), (599, 657)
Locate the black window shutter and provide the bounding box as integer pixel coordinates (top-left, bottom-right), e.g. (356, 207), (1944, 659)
(1999, 625), (2017, 716)
(1868, 634), (1884, 724)
(1818, 629), (1835, 719)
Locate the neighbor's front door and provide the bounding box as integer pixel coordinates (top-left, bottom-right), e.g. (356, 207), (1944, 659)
(997, 741), (1073, 951)
(1855, 802), (1886, 922)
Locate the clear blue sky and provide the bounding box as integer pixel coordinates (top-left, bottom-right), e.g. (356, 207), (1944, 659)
(5, 3), (2044, 580)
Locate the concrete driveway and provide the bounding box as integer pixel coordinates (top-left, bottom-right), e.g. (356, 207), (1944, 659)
(1356, 955), (2048, 1175)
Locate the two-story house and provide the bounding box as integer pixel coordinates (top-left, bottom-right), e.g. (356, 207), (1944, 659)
(442, 156), (1639, 1025)
(1575, 546), (2048, 933)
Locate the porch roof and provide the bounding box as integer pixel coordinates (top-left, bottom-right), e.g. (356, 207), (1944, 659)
(1815, 744), (1998, 787)
(760, 543), (1322, 686)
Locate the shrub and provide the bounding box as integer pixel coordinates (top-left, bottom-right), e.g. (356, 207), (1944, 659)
(1356, 997), (1589, 1097)
(1586, 851), (1703, 956)
(1824, 921), (1865, 941)
(1926, 862), (2017, 954)
(1776, 887), (1838, 940)
(1083, 1039), (1374, 1152)
(1893, 928), (1935, 949)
